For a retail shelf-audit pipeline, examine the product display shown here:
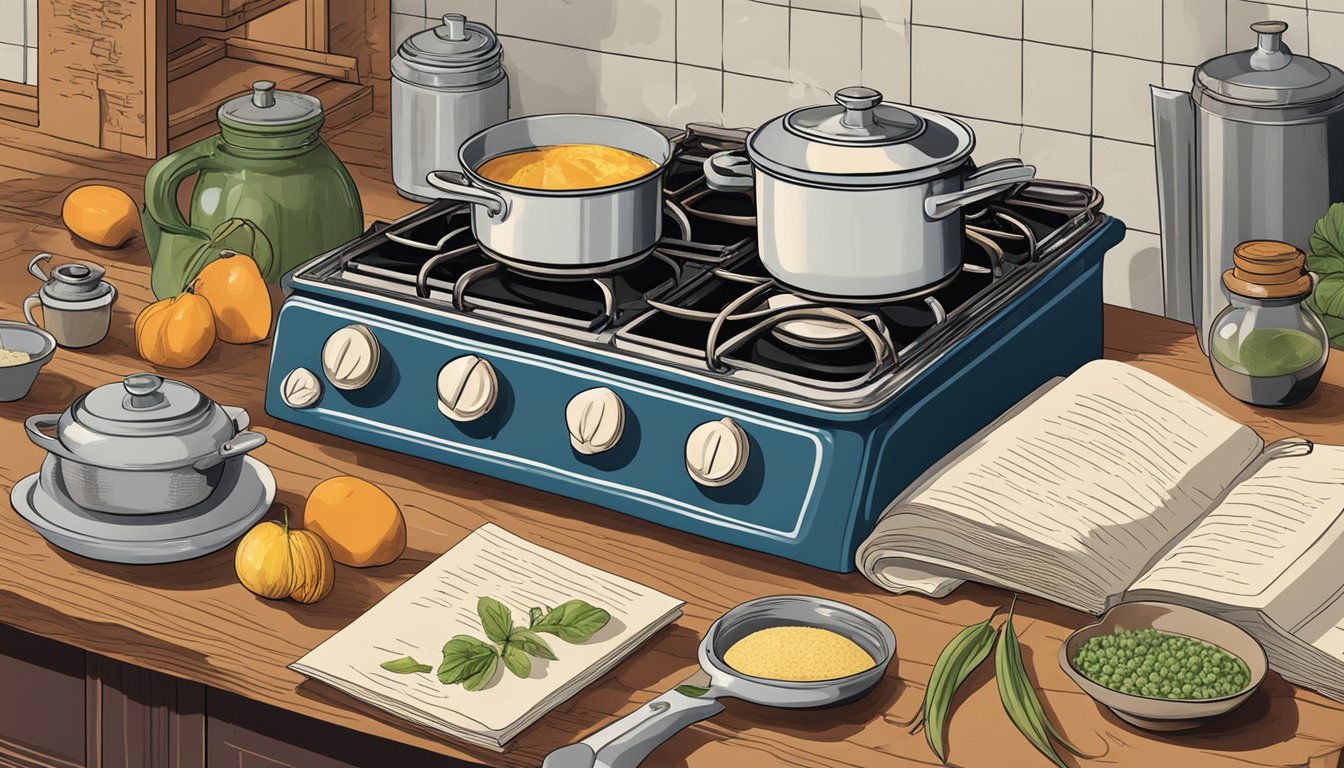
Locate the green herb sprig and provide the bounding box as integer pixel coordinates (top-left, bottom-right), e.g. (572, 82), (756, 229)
(379, 596), (610, 692)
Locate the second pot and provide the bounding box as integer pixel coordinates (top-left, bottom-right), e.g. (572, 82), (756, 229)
(426, 114), (673, 273)
(706, 87), (1036, 301)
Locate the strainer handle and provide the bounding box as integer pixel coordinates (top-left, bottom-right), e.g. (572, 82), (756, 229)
(542, 688), (725, 768)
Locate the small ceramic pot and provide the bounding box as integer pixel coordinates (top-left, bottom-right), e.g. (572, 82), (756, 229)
(23, 253), (117, 349)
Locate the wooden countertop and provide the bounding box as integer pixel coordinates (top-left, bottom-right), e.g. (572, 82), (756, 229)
(1, 114), (1343, 768)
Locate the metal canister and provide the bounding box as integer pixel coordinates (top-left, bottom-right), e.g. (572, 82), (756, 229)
(392, 13), (508, 201)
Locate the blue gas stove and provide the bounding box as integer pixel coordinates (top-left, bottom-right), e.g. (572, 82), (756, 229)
(265, 125), (1124, 572)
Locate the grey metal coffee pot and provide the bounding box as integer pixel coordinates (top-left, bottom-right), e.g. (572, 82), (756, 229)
(1152, 21), (1344, 354)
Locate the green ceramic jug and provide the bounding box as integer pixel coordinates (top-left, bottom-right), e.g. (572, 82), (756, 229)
(141, 80), (363, 298)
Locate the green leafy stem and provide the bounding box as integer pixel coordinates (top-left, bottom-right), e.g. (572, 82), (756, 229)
(379, 597), (611, 692)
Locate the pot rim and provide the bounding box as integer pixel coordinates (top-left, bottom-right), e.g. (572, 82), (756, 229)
(456, 113), (675, 198)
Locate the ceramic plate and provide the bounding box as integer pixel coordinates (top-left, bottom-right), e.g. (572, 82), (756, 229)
(10, 456), (274, 564)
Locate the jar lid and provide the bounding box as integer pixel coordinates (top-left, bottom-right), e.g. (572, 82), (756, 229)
(1223, 240), (1313, 298)
(218, 81), (324, 133)
(74, 374), (211, 438)
(1197, 22), (1344, 107)
(392, 14), (505, 88)
(32, 257), (114, 304)
(748, 86), (974, 188)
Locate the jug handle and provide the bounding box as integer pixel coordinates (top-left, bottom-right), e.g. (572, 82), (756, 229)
(143, 137), (217, 239)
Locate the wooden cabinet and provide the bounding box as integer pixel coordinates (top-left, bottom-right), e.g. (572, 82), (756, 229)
(0, 624), (466, 768)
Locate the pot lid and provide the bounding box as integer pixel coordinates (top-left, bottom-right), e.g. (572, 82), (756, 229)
(1197, 21), (1344, 107)
(74, 374), (212, 437)
(393, 14), (504, 87)
(748, 86), (974, 187)
(218, 81), (324, 132)
(29, 255), (114, 304)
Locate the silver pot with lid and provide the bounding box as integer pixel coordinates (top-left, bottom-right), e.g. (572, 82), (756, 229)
(393, 13), (509, 201)
(1153, 21), (1344, 353)
(23, 253), (118, 349)
(705, 86), (1035, 301)
(24, 373), (267, 515)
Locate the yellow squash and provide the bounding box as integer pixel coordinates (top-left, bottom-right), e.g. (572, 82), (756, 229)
(135, 290), (216, 368)
(234, 518), (335, 604)
(192, 250), (273, 344)
(62, 185), (138, 248)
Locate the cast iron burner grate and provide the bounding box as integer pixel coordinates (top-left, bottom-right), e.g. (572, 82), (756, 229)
(328, 123), (1103, 396)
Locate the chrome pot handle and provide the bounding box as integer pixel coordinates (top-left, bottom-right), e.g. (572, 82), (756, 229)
(192, 430), (267, 472)
(542, 686), (726, 768)
(426, 171), (510, 221)
(25, 414), (79, 462)
(704, 150), (754, 192)
(924, 162), (1036, 220)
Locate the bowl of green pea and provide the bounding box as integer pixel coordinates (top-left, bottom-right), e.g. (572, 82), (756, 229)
(1059, 602), (1267, 732)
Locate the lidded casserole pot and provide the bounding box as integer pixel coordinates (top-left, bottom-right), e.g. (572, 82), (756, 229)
(705, 86), (1035, 300)
(392, 13), (509, 200)
(24, 374), (267, 515)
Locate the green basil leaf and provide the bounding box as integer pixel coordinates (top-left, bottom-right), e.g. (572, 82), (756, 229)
(1311, 203), (1344, 268)
(380, 656), (433, 675)
(462, 654), (499, 691)
(503, 644), (532, 678)
(478, 597), (514, 644)
(509, 628), (558, 661)
(675, 684), (710, 698)
(532, 600), (611, 644)
(438, 635), (497, 685)
(1314, 273), (1344, 318)
(529, 607), (544, 628)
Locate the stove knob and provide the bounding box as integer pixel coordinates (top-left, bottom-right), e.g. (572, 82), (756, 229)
(280, 367), (322, 409)
(437, 355), (498, 422)
(686, 417), (750, 487)
(566, 387), (625, 455)
(322, 324), (381, 390)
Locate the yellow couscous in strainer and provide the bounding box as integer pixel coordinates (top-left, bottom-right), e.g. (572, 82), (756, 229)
(543, 595), (896, 768)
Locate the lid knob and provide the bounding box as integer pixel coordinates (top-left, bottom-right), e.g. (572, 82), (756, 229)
(835, 86), (882, 129)
(251, 80), (277, 108)
(437, 13), (469, 41)
(1249, 21), (1292, 72)
(122, 373), (167, 409)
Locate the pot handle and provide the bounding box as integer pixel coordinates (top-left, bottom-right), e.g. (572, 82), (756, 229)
(704, 150), (755, 192)
(542, 686), (726, 768)
(192, 430), (267, 472)
(223, 404), (251, 432)
(25, 414), (79, 462)
(425, 171), (510, 221)
(22, 294), (41, 328)
(923, 162), (1037, 220)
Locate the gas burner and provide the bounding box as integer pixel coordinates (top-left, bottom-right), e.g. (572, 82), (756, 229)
(765, 295), (873, 351)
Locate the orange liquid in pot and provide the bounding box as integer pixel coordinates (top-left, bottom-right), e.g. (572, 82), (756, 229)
(475, 144), (659, 190)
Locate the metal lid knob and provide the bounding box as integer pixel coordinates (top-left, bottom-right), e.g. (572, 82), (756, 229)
(1250, 21), (1292, 72)
(438, 13), (469, 41)
(836, 86), (882, 129)
(123, 374), (164, 397)
(251, 80), (277, 108)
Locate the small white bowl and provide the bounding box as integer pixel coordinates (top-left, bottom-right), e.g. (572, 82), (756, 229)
(0, 321), (56, 401)
(1059, 602), (1267, 732)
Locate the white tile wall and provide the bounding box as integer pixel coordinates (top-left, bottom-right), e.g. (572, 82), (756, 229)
(392, 0), (1344, 319)
(0, 0), (36, 85)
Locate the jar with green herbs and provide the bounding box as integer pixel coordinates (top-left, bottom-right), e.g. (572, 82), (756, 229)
(1209, 240), (1328, 407)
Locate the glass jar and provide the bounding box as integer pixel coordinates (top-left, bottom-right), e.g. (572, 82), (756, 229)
(1208, 241), (1329, 407)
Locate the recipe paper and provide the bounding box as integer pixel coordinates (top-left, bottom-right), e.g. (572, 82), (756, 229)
(291, 523), (683, 750)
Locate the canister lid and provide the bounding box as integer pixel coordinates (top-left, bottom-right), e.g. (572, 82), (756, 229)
(35, 259), (114, 304)
(1223, 240), (1313, 299)
(218, 81), (324, 133)
(1197, 22), (1344, 108)
(392, 14), (505, 88)
(748, 86), (974, 188)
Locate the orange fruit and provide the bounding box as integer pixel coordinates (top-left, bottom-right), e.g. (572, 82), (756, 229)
(62, 184), (138, 248)
(304, 476), (406, 568)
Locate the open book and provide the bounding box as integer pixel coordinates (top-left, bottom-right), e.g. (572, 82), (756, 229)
(291, 524), (683, 750)
(858, 359), (1344, 701)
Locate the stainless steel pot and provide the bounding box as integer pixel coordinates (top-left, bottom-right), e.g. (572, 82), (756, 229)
(425, 114), (673, 273)
(705, 86), (1036, 301)
(1152, 20), (1344, 354)
(24, 373), (267, 515)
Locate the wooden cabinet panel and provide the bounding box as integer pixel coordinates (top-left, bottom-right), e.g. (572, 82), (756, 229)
(205, 689), (478, 768)
(0, 624), (85, 768)
(87, 657), (205, 768)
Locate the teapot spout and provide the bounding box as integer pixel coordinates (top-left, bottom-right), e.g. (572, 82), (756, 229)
(1152, 85), (1199, 328)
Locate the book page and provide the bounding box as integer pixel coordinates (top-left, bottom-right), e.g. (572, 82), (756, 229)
(1132, 443), (1344, 625)
(886, 360), (1262, 610)
(291, 524), (683, 737)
